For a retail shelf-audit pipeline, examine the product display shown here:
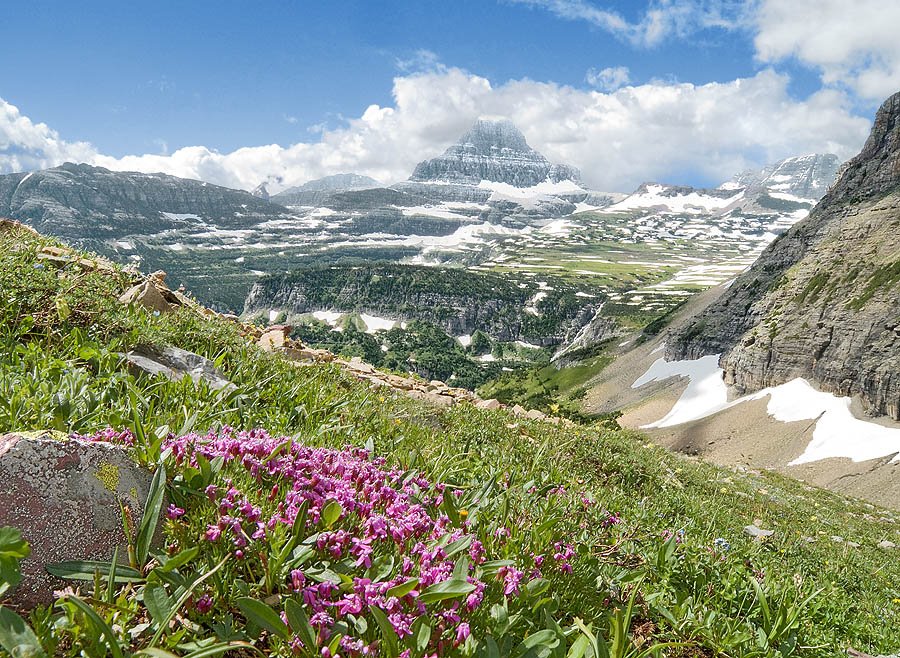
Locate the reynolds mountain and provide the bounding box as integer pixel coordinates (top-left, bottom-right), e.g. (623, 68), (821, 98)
(668, 91), (900, 420)
(407, 118), (581, 187)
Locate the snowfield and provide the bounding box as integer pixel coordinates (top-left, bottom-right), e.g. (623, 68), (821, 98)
(633, 356), (900, 464)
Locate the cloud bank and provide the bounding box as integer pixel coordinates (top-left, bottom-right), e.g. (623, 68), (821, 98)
(0, 66), (870, 194)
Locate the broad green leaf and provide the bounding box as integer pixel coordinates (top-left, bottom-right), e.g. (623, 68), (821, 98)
(321, 500), (342, 528)
(143, 583), (173, 624)
(0, 527), (29, 594)
(0, 606), (46, 658)
(46, 561), (144, 583)
(386, 578), (418, 599)
(418, 579), (476, 605)
(566, 635), (590, 658)
(236, 597), (289, 640)
(368, 606), (399, 658)
(284, 598), (317, 648)
(514, 630), (559, 657)
(155, 546), (199, 573)
(136, 464), (167, 567)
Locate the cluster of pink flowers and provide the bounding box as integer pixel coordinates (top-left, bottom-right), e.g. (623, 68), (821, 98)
(74, 427), (135, 446)
(86, 426), (570, 654)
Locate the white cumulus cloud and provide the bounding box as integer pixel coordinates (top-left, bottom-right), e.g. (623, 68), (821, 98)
(752, 0), (900, 101)
(0, 98), (98, 174)
(586, 66), (631, 91)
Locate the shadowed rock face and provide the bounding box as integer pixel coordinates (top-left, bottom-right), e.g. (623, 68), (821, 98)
(668, 91), (900, 420)
(409, 118), (581, 187)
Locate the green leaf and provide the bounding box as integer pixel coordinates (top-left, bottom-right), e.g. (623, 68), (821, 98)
(320, 500), (342, 528)
(285, 598), (317, 648)
(413, 619), (432, 652)
(418, 578), (476, 605)
(155, 546), (199, 573)
(514, 630), (559, 657)
(0, 606), (46, 658)
(59, 596), (124, 658)
(55, 297), (70, 322)
(566, 635), (590, 658)
(385, 578), (418, 599)
(136, 464), (167, 568)
(150, 555), (229, 647)
(134, 649), (179, 658)
(46, 561), (144, 583)
(182, 643), (265, 658)
(0, 527), (30, 595)
(143, 582), (173, 624)
(369, 606), (399, 658)
(236, 597), (289, 640)
(105, 547), (119, 604)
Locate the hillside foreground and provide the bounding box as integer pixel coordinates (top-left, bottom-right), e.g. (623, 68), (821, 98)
(0, 222), (898, 656)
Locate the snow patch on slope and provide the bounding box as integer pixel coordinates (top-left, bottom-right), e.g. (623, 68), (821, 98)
(632, 357), (900, 464)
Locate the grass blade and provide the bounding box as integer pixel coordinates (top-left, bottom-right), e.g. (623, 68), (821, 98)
(136, 464), (166, 567)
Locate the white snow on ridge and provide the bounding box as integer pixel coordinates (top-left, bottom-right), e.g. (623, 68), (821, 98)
(607, 185), (742, 215)
(632, 357), (900, 464)
(477, 179), (585, 197)
(632, 355), (729, 427)
(540, 219), (575, 236)
(766, 191), (815, 204)
(313, 310), (344, 329)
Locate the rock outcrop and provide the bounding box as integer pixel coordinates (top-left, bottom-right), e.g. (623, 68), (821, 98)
(669, 91), (900, 419)
(0, 433), (154, 608)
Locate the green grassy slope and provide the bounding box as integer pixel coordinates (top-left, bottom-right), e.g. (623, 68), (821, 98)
(0, 225), (898, 657)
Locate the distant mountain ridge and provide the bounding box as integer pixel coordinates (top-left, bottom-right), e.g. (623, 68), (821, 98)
(272, 173), (381, 206)
(723, 153), (841, 200)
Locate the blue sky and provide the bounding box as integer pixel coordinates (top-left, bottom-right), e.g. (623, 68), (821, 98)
(1, 1), (897, 191)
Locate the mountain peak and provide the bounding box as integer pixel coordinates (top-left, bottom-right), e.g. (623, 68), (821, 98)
(409, 119), (580, 187)
(457, 118), (533, 155)
(822, 90), (900, 206)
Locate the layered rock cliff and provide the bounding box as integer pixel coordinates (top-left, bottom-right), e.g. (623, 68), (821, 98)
(668, 91), (900, 419)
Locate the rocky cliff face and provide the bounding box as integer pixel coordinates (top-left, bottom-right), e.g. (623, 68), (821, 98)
(244, 264), (599, 345)
(409, 118), (581, 187)
(669, 91), (900, 419)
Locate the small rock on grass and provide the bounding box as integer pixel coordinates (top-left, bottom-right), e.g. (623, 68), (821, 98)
(743, 524), (775, 539)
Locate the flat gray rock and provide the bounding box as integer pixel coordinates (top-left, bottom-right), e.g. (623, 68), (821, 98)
(743, 524), (775, 538)
(124, 345), (234, 391)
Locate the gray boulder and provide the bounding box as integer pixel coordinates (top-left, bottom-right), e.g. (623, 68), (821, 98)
(124, 345), (234, 391)
(0, 433), (154, 608)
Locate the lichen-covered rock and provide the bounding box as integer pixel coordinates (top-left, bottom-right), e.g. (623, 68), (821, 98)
(0, 433), (154, 608)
